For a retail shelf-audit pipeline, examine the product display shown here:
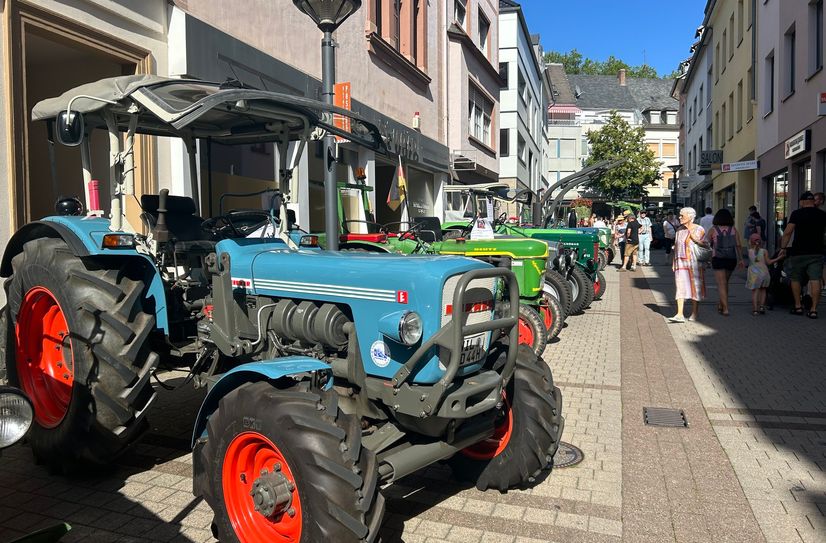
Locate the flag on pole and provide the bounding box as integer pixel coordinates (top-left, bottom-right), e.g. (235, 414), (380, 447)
(387, 155), (407, 211)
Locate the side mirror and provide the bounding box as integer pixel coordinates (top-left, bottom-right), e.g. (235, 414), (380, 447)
(299, 235), (319, 248)
(55, 110), (84, 146)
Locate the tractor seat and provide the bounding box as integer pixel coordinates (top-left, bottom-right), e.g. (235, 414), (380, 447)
(412, 216), (443, 243)
(340, 233), (387, 243)
(140, 194), (210, 242)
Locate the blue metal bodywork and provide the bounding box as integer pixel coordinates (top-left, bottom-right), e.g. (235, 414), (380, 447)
(191, 357), (332, 447)
(216, 238), (492, 384)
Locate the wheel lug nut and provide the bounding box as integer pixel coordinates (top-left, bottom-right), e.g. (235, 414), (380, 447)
(240, 473), (246, 483)
(274, 462), (282, 472)
(288, 482), (295, 491)
(287, 507), (296, 517)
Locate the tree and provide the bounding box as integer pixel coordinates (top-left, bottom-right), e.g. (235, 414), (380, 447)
(543, 49), (584, 74)
(543, 49), (673, 79)
(583, 112), (661, 201)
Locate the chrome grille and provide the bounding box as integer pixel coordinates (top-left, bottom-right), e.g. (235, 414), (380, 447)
(440, 274), (496, 327)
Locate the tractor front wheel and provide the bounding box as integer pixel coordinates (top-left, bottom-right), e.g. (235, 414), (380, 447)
(450, 345), (563, 491)
(543, 270), (572, 317)
(568, 267), (594, 314)
(199, 381), (384, 543)
(593, 270), (607, 301)
(4, 238), (158, 471)
(539, 295), (564, 341)
(517, 305), (549, 357)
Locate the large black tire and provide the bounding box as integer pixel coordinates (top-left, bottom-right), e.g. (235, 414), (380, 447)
(449, 345), (563, 492)
(518, 304), (549, 357)
(539, 294), (565, 341)
(543, 270), (572, 316)
(597, 250), (607, 271)
(593, 270), (607, 301)
(568, 266), (594, 314)
(606, 247), (615, 265)
(4, 238), (159, 470)
(199, 381), (384, 543)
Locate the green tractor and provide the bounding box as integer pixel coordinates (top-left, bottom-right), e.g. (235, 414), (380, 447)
(441, 185), (606, 315)
(329, 181), (565, 356)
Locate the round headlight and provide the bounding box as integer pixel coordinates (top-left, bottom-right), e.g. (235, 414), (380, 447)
(399, 312), (423, 346)
(0, 388), (34, 450)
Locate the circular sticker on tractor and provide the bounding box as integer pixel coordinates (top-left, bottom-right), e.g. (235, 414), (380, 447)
(370, 340), (391, 368)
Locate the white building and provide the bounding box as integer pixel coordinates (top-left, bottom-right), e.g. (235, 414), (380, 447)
(545, 63), (584, 200)
(497, 0), (548, 192)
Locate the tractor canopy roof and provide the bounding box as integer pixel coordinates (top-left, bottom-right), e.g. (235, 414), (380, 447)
(32, 74), (385, 151)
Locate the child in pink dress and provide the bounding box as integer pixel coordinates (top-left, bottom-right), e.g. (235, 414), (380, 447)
(745, 233), (779, 315)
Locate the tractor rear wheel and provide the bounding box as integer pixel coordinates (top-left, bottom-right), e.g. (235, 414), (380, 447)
(593, 270), (607, 301)
(449, 345), (563, 491)
(517, 304), (548, 357)
(199, 381), (384, 543)
(539, 295), (564, 341)
(568, 267), (594, 314)
(543, 270), (572, 316)
(597, 250), (607, 271)
(4, 238), (158, 471)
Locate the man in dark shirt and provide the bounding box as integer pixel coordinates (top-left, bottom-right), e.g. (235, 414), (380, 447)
(779, 191), (826, 317)
(619, 214), (641, 271)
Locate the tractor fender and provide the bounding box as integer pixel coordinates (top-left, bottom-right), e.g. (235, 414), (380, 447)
(340, 241), (392, 253)
(1, 219), (169, 333)
(191, 357), (333, 448)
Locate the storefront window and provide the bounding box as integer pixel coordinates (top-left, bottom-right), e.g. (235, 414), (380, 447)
(767, 170), (789, 251)
(798, 160), (812, 192)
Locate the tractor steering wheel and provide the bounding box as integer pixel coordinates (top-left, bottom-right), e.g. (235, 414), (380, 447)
(492, 212), (508, 228)
(202, 210), (271, 239)
(383, 221), (427, 253)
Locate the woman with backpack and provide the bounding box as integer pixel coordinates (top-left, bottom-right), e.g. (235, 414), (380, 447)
(708, 208), (744, 316)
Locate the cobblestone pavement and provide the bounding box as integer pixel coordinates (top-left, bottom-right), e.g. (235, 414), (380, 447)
(641, 251), (826, 543)
(1, 250), (822, 542)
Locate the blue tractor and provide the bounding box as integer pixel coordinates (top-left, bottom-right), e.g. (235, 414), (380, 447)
(0, 76), (563, 542)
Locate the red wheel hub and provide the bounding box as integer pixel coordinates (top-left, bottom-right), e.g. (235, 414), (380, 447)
(594, 279), (602, 297)
(539, 304), (554, 332)
(223, 431), (302, 542)
(517, 317), (534, 346)
(15, 286), (74, 428)
(461, 395), (513, 460)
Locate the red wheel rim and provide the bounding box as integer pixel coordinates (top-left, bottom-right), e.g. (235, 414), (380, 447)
(15, 286), (74, 428)
(594, 279), (602, 297)
(461, 395), (513, 460)
(518, 316), (535, 346)
(539, 304), (554, 332)
(222, 431), (302, 542)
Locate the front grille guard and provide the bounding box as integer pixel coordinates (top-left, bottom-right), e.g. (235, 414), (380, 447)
(390, 267), (519, 416)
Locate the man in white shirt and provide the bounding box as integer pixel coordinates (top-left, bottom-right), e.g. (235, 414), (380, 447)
(699, 207), (715, 239)
(594, 217), (606, 228)
(663, 212), (677, 254)
(637, 210), (653, 266)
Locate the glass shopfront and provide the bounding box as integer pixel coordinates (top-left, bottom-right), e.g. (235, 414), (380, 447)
(767, 170), (789, 252)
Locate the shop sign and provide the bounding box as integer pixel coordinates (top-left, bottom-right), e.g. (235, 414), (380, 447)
(819, 93), (826, 116)
(376, 119), (422, 163)
(333, 82), (351, 143)
(784, 129), (810, 159)
(721, 160), (758, 172)
(699, 149), (723, 172)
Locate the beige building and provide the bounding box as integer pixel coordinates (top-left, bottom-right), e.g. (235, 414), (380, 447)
(708, 0), (757, 228)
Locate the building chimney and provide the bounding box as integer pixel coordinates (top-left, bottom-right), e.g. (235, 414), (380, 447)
(618, 69), (627, 86)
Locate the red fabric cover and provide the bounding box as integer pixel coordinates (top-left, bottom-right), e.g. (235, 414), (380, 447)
(340, 233), (387, 243)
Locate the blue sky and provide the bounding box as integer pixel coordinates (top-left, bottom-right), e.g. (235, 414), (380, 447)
(517, 0), (708, 77)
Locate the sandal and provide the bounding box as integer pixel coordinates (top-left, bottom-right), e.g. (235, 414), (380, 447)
(808, 310), (818, 319)
(752, 311), (759, 316)
(717, 302), (723, 314)
(759, 306), (767, 314)
(791, 307), (804, 315)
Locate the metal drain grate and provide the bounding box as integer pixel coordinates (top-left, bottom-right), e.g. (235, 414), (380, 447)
(643, 407), (688, 427)
(553, 442), (584, 468)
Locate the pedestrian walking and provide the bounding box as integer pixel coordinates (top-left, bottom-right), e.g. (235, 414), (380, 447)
(619, 214), (640, 271)
(670, 207), (707, 322)
(638, 210), (653, 266)
(749, 210), (767, 242)
(614, 216), (626, 266)
(746, 233), (779, 315)
(708, 208), (744, 316)
(594, 217), (607, 228)
(778, 191), (826, 318)
(743, 205), (759, 239)
(699, 207), (715, 240)
(663, 212), (677, 254)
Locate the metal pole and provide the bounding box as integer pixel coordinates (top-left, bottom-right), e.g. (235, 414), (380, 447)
(322, 30), (339, 250)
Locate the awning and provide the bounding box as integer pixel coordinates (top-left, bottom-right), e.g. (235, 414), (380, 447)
(548, 104), (581, 114)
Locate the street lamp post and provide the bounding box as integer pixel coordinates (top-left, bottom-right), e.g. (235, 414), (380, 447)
(668, 164), (683, 210)
(292, 0), (362, 251)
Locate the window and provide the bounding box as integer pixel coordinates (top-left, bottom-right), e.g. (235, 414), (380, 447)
(478, 11), (490, 56)
(454, 0), (466, 27)
(714, 112), (720, 147)
(688, 150), (693, 173)
(706, 125), (712, 151)
(784, 25), (796, 97)
(765, 51), (775, 115)
(667, 112), (677, 125)
(662, 142), (677, 157)
(518, 135), (526, 164)
(810, 0), (823, 76)
(699, 85), (704, 112)
(370, 0), (428, 69)
(500, 128), (510, 156)
(699, 136), (704, 153)
(706, 66), (713, 101)
(468, 84), (493, 146)
(721, 104), (726, 144)
(647, 142), (660, 156)
(749, 0), (755, 28)
(747, 67), (754, 120)
(693, 144), (697, 169)
(517, 70), (527, 103)
(693, 96), (698, 123)
(688, 106), (693, 131)
(737, 80), (743, 131)
(728, 93), (734, 139)
(722, 30), (727, 71)
(649, 110), (660, 124)
(738, 0), (744, 45)
(559, 139), (576, 158)
(729, 14), (735, 57)
(581, 137), (589, 156)
(715, 44), (721, 81)
(499, 62), (509, 85)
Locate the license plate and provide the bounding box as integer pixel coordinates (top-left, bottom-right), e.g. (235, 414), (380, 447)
(460, 333), (486, 365)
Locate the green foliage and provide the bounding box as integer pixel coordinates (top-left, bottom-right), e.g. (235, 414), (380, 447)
(574, 206), (592, 220)
(583, 112), (661, 201)
(543, 49), (670, 79)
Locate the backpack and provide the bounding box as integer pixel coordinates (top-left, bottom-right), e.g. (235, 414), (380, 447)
(713, 226), (737, 259)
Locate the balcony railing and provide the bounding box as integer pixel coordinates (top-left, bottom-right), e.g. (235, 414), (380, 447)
(547, 119), (581, 126)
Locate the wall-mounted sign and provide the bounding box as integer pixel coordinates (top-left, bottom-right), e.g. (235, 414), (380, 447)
(721, 160), (758, 172)
(333, 82), (351, 143)
(698, 149), (723, 174)
(785, 129), (810, 159)
(819, 93), (826, 116)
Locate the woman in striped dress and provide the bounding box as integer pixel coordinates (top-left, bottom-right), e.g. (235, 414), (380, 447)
(670, 207), (707, 322)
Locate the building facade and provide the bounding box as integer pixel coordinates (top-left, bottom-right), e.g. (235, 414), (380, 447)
(708, 0), (758, 229)
(757, 0), (826, 250)
(545, 63), (583, 201)
(498, 0), (548, 192)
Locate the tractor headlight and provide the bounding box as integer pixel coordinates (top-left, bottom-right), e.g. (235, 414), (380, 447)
(0, 387), (33, 450)
(399, 312), (423, 345)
